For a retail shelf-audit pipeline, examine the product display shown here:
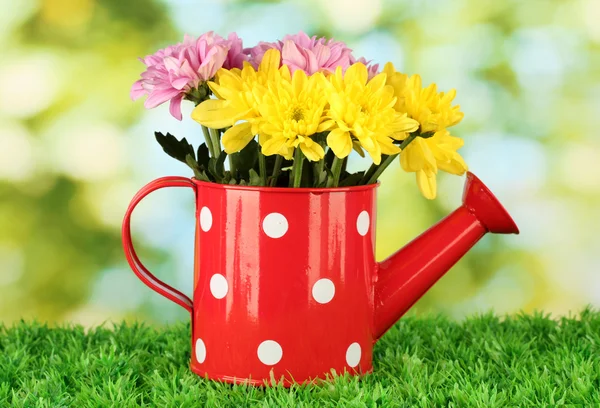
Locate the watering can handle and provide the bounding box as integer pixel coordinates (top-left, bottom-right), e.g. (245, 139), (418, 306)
(122, 176), (196, 314)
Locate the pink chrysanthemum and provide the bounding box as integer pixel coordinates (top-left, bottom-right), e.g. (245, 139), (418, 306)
(130, 32), (247, 120)
(247, 31), (355, 75)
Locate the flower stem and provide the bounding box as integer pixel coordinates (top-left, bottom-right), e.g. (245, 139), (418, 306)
(365, 154), (397, 185)
(327, 156), (344, 187)
(316, 155), (324, 176)
(208, 127), (221, 155)
(258, 152), (267, 186)
(365, 132), (419, 185)
(291, 148), (304, 188)
(312, 156), (325, 187)
(228, 154), (237, 178)
(361, 156), (382, 184)
(399, 132), (419, 150)
(201, 126), (217, 158)
(269, 155), (283, 187)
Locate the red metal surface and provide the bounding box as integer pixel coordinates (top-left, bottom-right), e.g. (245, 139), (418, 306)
(374, 172), (520, 339)
(122, 176), (196, 313)
(121, 171), (519, 386)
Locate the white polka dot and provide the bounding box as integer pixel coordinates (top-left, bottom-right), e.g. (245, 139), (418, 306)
(200, 206), (212, 232)
(346, 342), (361, 367)
(262, 213), (288, 238)
(257, 340), (283, 365)
(195, 338), (206, 363)
(312, 279), (335, 304)
(209, 274), (228, 299)
(356, 211), (370, 236)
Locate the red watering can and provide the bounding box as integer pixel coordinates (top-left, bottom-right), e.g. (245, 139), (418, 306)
(122, 172), (519, 386)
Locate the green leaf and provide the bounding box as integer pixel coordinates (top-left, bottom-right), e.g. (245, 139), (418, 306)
(231, 140), (259, 178)
(341, 156), (348, 175)
(155, 132), (195, 164)
(216, 150), (227, 177)
(208, 158), (218, 180)
(239, 179), (247, 186)
(199, 171), (211, 182)
(325, 165), (334, 179)
(314, 170), (328, 188)
(339, 171), (365, 187)
(249, 169), (262, 186)
(185, 154), (203, 180)
(185, 150), (212, 182)
(324, 148), (335, 169)
(228, 178), (237, 185)
(207, 151), (227, 182)
(312, 131), (328, 144)
(275, 169), (291, 187)
(196, 143), (210, 169)
(222, 171), (232, 184)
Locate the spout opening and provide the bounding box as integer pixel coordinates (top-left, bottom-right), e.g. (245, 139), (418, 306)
(463, 172), (519, 235)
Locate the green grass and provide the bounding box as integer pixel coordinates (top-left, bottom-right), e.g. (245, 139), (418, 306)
(2, 309), (600, 407)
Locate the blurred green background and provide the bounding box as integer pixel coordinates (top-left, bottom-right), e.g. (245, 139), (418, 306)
(1, 0), (598, 327)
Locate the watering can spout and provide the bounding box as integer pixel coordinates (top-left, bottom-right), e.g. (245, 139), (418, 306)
(373, 172), (519, 340)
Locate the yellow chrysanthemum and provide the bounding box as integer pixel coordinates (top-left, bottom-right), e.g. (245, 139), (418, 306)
(258, 70), (330, 161)
(382, 63), (408, 112)
(324, 63), (419, 165)
(429, 88), (464, 130)
(383, 62), (467, 199)
(191, 49), (289, 153)
(400, 130), (468, 199)
(383, 62), (463, 133)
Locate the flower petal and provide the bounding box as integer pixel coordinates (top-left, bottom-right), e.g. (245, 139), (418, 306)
(364, 140), (382, 165)
(144, 88), (180, 109)
(413, 137), (437, 169)
(317, 120), (336, 132)
(304, 50), (319, 75)
(197, 45), (228, 81)
(130, 80), (147, 100)
(282, 40), (307, 71)
(262, 136), (287, 156)
(367, 72), (387, 93)
(383, 61), (396, 76)
(416, 169), (437, 199)
(171, 76), (191, 91)
(300, 140), (325, 161)
(259, 49), (281, 74)
(313, 43), (331, 66)
(169, 94), (184, 121)
(191, 99), (249, 128)
(221, 122), (254, 153)
(378, 138), (401, 155)
(344, 63), (368, 87)
(326, 128), (352, 158)
(292, 69), (307, 97)
(391, 115), (420, 133)
(400, 139), (425, 172)
(437, 153), (468, 175)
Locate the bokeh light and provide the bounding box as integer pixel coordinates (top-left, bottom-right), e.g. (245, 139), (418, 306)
(0, 0), (598, 327)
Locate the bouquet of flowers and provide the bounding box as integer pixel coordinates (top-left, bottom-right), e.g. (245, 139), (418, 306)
(131, 31), (467, 199)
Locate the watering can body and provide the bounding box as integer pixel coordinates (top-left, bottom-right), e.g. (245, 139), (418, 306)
(122, 172), (518, 386)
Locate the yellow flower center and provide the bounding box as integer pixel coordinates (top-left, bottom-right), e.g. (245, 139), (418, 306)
(256, 70), (329, 161)
(290, 106), (305, 122)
